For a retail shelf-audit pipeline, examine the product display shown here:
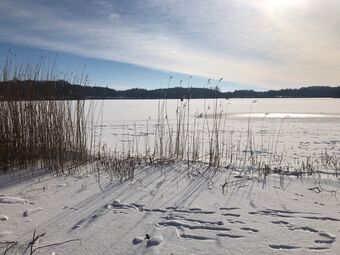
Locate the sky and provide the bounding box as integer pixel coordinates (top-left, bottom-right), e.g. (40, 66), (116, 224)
(0, 0), (339, 91)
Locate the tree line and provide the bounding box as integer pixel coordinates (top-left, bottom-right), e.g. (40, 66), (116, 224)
(1, 79), (339, 100)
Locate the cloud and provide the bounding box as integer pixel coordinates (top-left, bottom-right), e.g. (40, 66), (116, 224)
(0, 0), (339, 89)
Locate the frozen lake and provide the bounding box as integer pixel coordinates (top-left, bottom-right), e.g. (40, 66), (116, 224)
(97, 98), (340, 121)
(90, 98), (340, 166)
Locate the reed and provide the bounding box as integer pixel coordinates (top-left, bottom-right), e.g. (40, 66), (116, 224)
(0, 56), (92, 174)
(110, 81), (339, 182)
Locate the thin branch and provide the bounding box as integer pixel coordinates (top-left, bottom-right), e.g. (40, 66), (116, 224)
(31, 239), (81, 254)
(1, 241), (18, 255)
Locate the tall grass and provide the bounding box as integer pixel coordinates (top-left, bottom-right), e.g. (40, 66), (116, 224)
(104, 83), (340, 182)
(0, 55), (92, 174)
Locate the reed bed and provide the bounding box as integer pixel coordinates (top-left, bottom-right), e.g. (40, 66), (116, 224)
(0, 56), (93, 174)
(0, 100), (91, 173)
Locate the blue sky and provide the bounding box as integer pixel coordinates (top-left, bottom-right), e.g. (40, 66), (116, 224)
(0, 0), (339, 91)
(0, 42), (250, 91)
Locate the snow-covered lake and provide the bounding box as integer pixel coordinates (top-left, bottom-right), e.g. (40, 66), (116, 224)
(98, 98), (340, 121)
(93, 98), (340, 163)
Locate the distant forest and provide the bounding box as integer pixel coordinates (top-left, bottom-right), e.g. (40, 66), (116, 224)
(0, 80), (340, 100)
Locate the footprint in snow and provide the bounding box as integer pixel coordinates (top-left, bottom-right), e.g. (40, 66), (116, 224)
(270, 218), (336, 250)
(221, 213), (241, 217)
(216, 233), (244, 239)
(179, 233), (213, 240)
(132, 237), (144, 245)
(72, 219), (86, 230)
(314, 201), (325, 206)
(63, 205), (78, 211)
(0, 215), (9, 221)
(227, 219), (245, 225)
(240, 227), (259, 233)
(269, 244), (300, 250)
(146, 234), (163, 247)
(315, 232), (336, 245)
(301, 216), (340, 222)
(173, 208), (215, 215)
(156, 220), (231, 232)
(162, 215), (224, 226)
(308, 246), (330, 250)
(23, 207), (43, 217)
(219, 207), (239, 211)
(271, 220), (290, 225)
(132, 234), (163, 247)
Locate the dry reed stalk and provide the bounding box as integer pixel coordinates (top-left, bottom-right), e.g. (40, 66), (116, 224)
(0, 56), (93, 174)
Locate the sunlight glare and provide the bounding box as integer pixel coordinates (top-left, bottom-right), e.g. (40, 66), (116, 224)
(263, 0), (305, 10)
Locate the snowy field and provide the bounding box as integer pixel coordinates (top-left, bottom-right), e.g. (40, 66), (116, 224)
(1, 98), (340, 254)
(1, 164), (340, 254)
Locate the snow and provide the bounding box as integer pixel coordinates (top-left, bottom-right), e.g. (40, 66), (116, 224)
(0, 215), (9, 221)
(132, 236), (144, 245)
(0, 163), (339, 254)
(23, 207), (43, 217)
(146, 234), (163, 247)
(1, 99), (339, 254)
(96, 99), (340, 165)
(0, 231), (12, 238)
(0, 195), (28, 204)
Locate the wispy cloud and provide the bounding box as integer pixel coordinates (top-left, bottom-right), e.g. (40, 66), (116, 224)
(0, 0), (339, 89)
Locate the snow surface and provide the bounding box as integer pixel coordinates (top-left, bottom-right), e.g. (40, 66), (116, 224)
(1, 164), (340, 254)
